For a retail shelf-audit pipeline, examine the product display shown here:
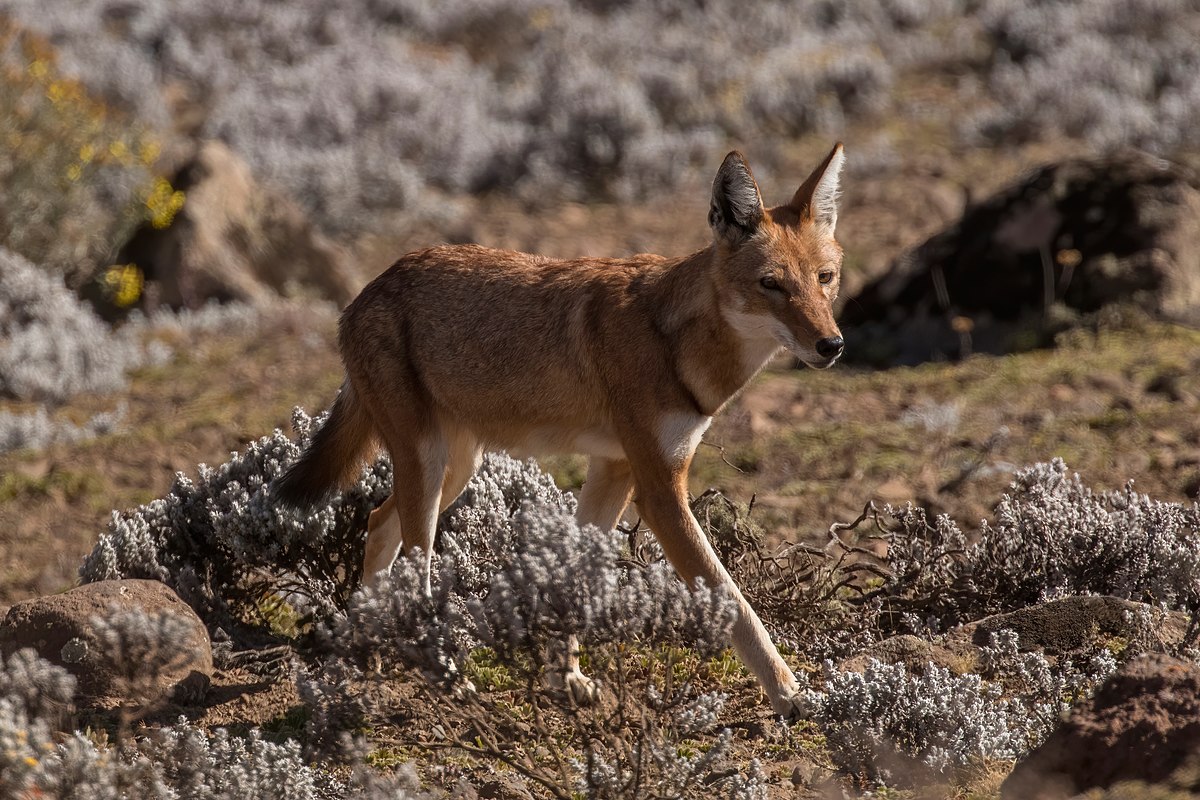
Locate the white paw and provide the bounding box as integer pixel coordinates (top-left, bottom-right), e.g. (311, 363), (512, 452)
(775, 690), (814, 722)
(546, 667), (600, 705)
(451, 676), (477, 701)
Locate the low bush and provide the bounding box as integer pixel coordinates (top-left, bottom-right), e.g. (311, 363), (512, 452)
(969, 0), (1200, 153)
(0, 0), (973, 231)
(877, 459), (1200, 631)
(76, 411), (1199, 793)
(804, 630), (1118, 785)
(0, 643), (423, 799)
(0, 21), (174, 284)
(80, 408), (390, 634)
(0, 247), (162, 405)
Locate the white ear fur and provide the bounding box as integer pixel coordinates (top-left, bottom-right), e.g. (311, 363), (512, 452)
(792, 143), (845, 231)
(811, 144), (844, 230)
(709, 151), (764, 243)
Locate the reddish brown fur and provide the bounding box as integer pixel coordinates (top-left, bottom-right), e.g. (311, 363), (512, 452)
(281, 144), (848, 716)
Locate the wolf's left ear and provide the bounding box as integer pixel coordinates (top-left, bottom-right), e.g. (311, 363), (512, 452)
(709, 151), (764, 244)
(791, 143), (845, 231)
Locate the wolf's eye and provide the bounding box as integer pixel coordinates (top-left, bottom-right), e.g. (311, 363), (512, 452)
(818, 270), (835, 285)
(760, 275), (782, 291)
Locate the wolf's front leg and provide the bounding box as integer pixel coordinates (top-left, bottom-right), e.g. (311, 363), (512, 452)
(628, 451), (803, 717)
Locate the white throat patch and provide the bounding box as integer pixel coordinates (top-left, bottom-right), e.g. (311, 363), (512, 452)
(721, 298), (788, 375)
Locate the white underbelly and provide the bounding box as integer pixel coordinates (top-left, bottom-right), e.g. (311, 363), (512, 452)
(500, 425), (626, 460)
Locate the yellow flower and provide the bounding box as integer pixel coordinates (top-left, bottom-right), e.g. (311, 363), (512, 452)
(104, 263), (144, 308)
(145, 178), (185, 229)
(27, 59), (47, 79)
(24, 755), (37, 767)
(138, 138), (161, 165)
(66, 163), (82, 182)
(46, 80), (68, 104)
(108, 139), (127, 159)
(79, 143), (95, 163)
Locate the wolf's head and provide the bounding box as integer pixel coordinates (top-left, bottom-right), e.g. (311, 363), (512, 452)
(708, 144), (845, 369)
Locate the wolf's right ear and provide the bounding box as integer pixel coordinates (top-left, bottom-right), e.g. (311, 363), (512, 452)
(709, 151), (764, 244)
(791, 143), (845, 231)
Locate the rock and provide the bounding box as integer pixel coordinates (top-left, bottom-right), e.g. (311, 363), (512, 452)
(950, 596), (1190, 657)
(113, 140), (359, 311)
(1002, 655), (1200, 799)
(843, 151), (1200, 364)
(840, 634), (978, 676)
(0, 579), (212, 708)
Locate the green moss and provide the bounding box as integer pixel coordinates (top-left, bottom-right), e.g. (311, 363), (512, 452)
(255, 594), (305, 639)
(464, 647), (520, 692)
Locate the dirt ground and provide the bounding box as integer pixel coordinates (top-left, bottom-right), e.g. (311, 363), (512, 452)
(3, 133), (1197, 608)
(3, 136), (1199, 798)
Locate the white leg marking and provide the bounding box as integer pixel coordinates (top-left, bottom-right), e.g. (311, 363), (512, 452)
(363, 511), (403, 590)
(656, 412), (712, 466)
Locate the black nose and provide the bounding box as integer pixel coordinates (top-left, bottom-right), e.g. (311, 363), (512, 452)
(815, 336), (844, 359)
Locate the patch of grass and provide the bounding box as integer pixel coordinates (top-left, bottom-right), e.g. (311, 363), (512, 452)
(464, 648), (519, 693)
(261, 704), (312, 742)
(255, 594), (305, 640)
(0, 466), (103, 504)
(537, 454), (588, 492)
(691, 322), (1200, 535)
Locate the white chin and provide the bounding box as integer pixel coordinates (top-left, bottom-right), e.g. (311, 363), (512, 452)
(794, 350), (839, 369)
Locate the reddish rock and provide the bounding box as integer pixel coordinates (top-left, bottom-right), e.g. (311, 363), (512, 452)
(114, 140), (359, 311)
(840, 634), (977, 676)
(951, 596), (1191, 656)
(1002, 654), (1200, 799)
(0, 579), (212, 708)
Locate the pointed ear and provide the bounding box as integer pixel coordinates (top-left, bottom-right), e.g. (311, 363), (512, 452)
(709, 151), (764, 244)
(791, 143), (845, 231)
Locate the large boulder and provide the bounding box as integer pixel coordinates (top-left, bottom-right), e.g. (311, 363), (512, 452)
(1002, 654), (1200, 799)
(114, 140), (359, 311)
(842, 151), (1200, 364)
(951, 596), (1191, 657)
(0, 579), (212, 709)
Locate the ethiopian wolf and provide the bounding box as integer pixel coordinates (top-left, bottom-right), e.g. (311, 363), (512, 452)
(274, 144), (847, 717)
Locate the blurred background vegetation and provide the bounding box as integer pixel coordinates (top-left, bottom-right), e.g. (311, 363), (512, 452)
(2, 2), (1200, 797)
(2, 0), (1200, 597)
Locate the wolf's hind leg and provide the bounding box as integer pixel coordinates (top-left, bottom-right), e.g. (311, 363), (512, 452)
(546, 458), (635, 703)
(362, 427), (447, 595)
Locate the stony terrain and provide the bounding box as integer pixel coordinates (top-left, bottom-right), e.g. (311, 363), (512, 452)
(3, 1), (1200, 798)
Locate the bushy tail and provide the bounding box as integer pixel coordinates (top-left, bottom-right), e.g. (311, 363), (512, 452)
(273, 382), (375, 509)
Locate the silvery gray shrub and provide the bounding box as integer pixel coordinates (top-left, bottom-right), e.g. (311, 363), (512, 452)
(0, 0), (968, 231)
(310, 499), (753, 798)
(968, 0), (1200, 152)
(0, 405), (126, 454)
(5, 0), (1195, 241)
(0, 247), (155, 405)
(0, 625), (424, 798)
(875, 459), (1200, 632)
(804, 629), (1118, 784)
(80, 407), (392, 630)
(325, 499), (737, 678)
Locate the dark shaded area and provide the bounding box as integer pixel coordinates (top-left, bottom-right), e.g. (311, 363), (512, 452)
(842, 150), (1200, 365)
(1004, 654), (1200, 799)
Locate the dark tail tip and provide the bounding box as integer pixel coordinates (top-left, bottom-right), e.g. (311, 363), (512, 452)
(271, 383), (373, 511)
(271, 456), (335, 510)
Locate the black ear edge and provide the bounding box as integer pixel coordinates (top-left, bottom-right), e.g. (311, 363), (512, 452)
(710, 151), (764, 237)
